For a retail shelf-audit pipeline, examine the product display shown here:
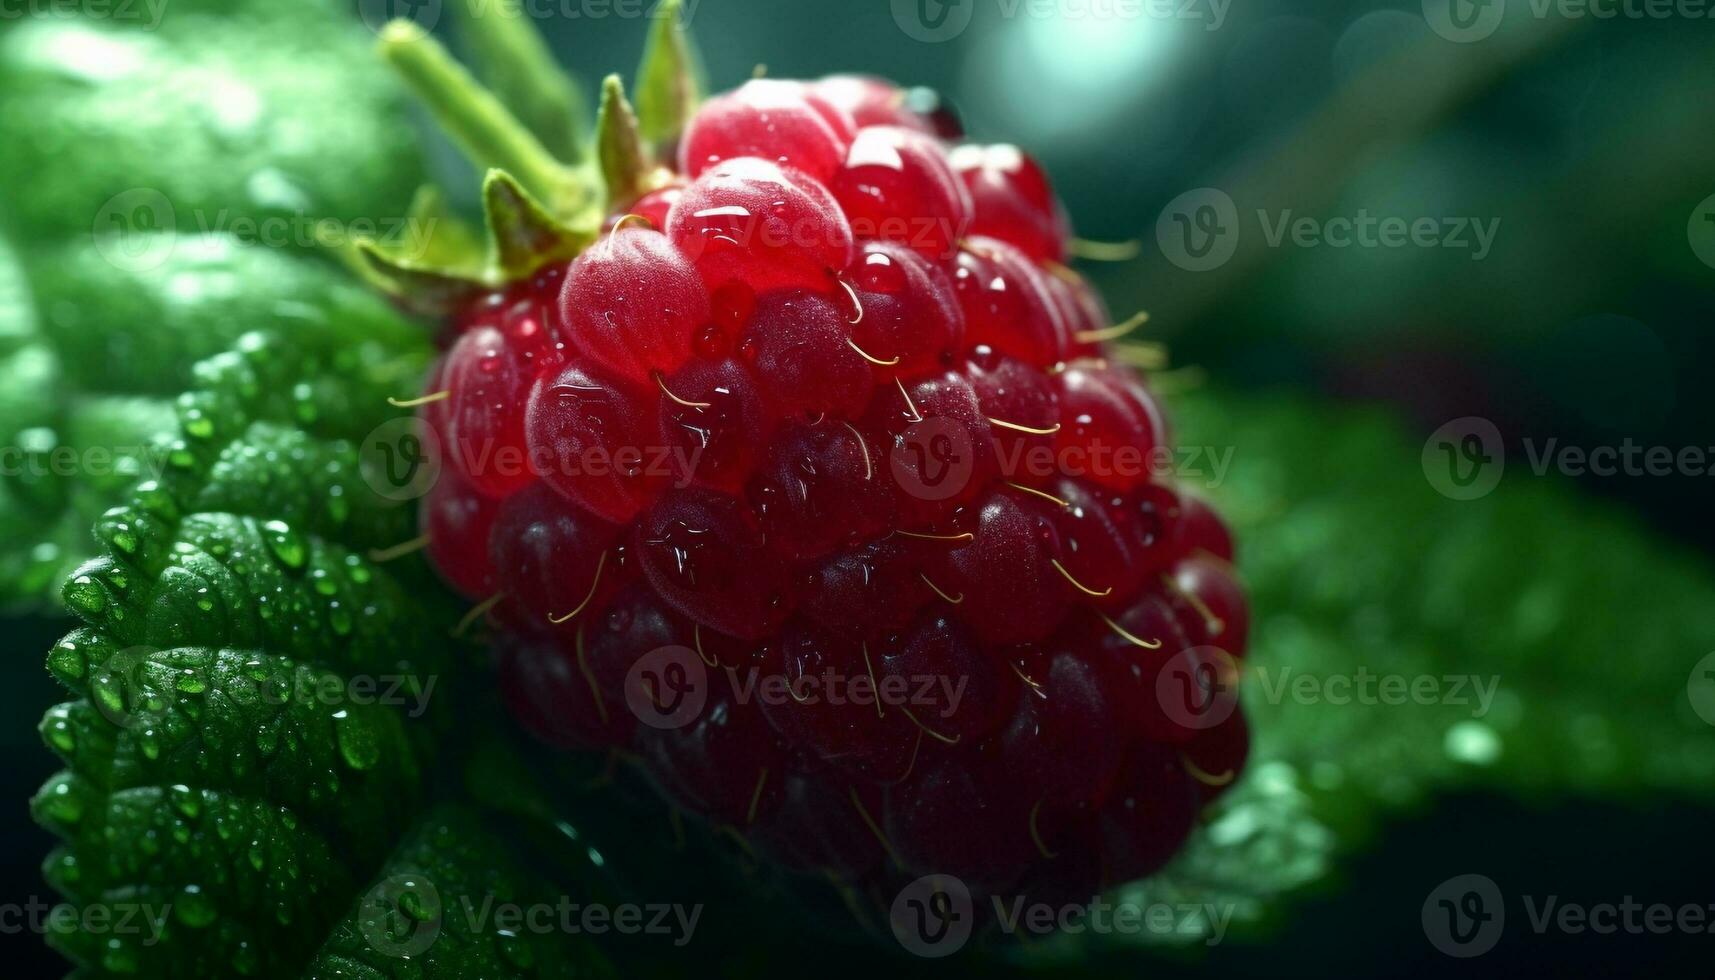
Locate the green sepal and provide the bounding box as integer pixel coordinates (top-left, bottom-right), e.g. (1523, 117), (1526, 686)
(483, 169), (597, 281)
(596, 75), (661, 212)
(634, 0), (705, 148)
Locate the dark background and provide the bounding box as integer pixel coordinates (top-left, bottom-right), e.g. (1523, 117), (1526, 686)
(5, 0), (1713, 975)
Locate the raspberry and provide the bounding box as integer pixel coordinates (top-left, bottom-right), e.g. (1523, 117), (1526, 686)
(404, 55), (1251, 924)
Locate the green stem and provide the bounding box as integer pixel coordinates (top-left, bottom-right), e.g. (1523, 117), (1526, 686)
(378, 21), (577, 213)
(452, 2), (587, 163)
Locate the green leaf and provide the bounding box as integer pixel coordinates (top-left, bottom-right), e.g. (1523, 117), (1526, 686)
(0, 234), (428, 610)
(0, 4), (424, 248)
(0, 1), (429, 612)
(33, 327), (615, 978)
(1029, 386), (1715, 955)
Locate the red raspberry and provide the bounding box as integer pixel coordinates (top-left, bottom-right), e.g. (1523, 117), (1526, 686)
(408, 69), (1251, 918)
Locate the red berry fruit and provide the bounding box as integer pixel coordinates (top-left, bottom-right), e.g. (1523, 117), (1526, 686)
(737, 289), (873, 420)
(427, 312), (566, 499)
(420, 469), (499, 600)
(407, 59), (1250, 921)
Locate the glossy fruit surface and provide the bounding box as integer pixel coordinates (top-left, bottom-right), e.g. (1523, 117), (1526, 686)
(417, 70), (1250, 912)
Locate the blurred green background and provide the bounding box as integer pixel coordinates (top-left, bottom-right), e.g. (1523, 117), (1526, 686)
(3, 0), (1713, 975)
